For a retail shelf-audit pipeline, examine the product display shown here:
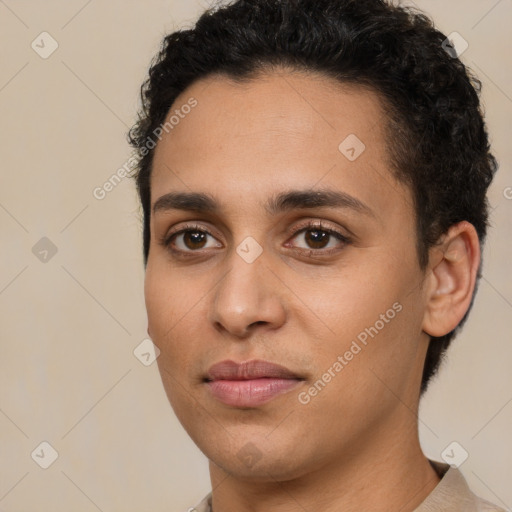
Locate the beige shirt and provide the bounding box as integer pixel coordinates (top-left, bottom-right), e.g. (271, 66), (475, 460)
(189, 461), (507, 512)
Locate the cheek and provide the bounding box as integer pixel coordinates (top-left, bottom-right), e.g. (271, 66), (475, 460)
(293, 254), (424, 381)
(316, 292), (425, 418)
(144, 260), (222, 388)
(144, 263), (195, 359)
(291, 259), (405, 341)
(145, 268), (173, 337)
(145, 265), (206, 416)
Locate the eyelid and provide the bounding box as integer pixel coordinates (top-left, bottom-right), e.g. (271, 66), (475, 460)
(285, 218), (349, 240)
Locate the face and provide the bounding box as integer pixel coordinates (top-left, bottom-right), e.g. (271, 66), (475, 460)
(145, 70), (431, 481)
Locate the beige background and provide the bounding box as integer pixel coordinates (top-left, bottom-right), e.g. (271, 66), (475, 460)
(0, 1), (510, 511)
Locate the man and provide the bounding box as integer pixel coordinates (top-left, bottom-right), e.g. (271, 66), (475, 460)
(128, 0), (502, 510)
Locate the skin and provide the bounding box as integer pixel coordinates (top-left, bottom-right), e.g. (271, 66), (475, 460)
(144, 69), (480, 512)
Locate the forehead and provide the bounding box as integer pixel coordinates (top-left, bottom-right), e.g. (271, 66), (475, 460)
(150, 70), (410, 218)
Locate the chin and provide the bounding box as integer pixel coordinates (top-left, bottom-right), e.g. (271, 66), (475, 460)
(211, 453), (310, 482)
(198, 431), (317, 482)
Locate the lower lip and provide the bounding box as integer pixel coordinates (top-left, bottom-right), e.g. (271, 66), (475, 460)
(206, 378), (302, 407)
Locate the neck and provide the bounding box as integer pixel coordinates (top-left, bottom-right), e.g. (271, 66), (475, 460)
(208, 415), (440, 512)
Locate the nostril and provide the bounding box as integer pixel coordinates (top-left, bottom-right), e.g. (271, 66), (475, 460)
(249, 320), (267, 328)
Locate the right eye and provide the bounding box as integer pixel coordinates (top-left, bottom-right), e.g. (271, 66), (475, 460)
(161, 224), (223, 254)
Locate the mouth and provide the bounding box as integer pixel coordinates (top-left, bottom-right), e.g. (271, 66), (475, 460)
(204, 359), (305, 407)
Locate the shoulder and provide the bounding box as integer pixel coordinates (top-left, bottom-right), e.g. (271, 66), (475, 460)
(185, 492), (212, 512)
(473, 495), (508, 512)
(415, 460), (508, 512)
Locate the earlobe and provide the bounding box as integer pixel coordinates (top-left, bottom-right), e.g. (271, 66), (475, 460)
(422, 221), (481, 338)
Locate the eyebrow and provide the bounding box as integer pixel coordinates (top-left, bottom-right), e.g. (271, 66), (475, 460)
(152, 188), (375, 218)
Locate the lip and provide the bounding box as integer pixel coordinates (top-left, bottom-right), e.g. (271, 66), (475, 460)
(204, 359), (304, 407)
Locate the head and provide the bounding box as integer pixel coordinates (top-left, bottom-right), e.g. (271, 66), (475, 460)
(128, 0), (496, 480)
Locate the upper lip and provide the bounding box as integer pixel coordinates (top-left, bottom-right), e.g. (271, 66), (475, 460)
(205, 359), (303, 381)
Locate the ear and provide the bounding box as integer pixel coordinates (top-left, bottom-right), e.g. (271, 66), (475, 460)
(422, 221), (481, 338)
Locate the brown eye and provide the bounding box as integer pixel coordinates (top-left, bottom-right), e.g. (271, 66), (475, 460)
(303, 229), (331, 249)
(182, 230), (208, 250)
(163, 225), (223, 253)
(289, 223), (350, 253)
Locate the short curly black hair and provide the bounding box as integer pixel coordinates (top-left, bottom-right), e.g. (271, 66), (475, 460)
(128, 0), (497, 394)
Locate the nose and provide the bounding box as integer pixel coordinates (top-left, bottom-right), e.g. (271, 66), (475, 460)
(208, 247), (287, 338)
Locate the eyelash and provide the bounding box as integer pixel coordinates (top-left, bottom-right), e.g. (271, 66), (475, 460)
(159, 220), (351, 258)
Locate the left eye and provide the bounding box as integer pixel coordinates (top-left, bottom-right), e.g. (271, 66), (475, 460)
(288, 226), (349, 251)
